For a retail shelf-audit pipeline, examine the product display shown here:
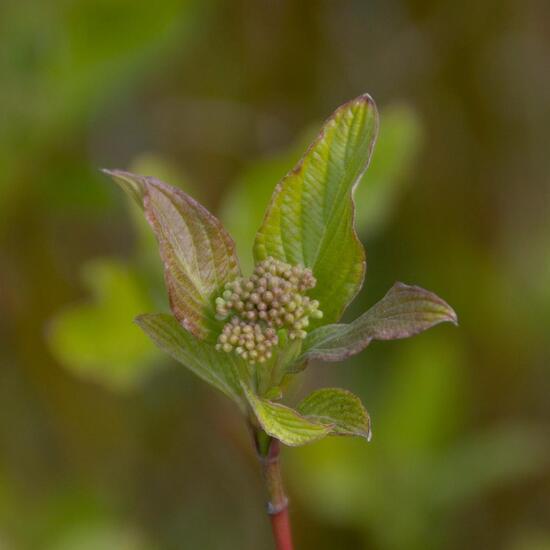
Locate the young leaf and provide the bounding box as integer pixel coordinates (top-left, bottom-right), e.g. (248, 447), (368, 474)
(104, 170), (241, 340)
(243, 386), (332, 447)
(298, 282), (457, 363)
(136, 313), (248, 409)
(254, 94), (379, 324)
(298, 388), (371, 441)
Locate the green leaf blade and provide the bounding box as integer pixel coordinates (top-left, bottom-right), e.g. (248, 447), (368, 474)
(243, 386), (332, 447)
(298, 388), (372, 441)
(136, 313), (248, 409)
(104, 170), (241, 340)
(300, 282), (457, 363)
(254, 94), (379, 324)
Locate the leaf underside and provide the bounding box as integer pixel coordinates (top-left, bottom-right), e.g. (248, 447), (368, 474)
(245, 385), (372, 446)
(136, 313), (248, 409)
(299, 282), (458, 363)
(104, 169), (240, 340)
(243, 385), (332, 446)
(254, 94), (379, 325)
(298, 387), (372, 440)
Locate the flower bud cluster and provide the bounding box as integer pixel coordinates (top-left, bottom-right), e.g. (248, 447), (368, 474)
(214, 257), (323, 363)
(216, 317), (278, 363)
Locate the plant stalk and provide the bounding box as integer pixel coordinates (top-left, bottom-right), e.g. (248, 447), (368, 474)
(254, 430), (294, 550)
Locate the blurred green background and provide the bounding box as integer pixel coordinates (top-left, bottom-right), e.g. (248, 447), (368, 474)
(1, 1), (549, 548)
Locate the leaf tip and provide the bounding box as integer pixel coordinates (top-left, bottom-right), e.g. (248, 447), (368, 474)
(447, 306), (459, 327)
(356, 92), (377, 107)
(345, 92), (378, 116)
(133, 313), (147, 327)
(101, 168), (146, 206)
(428, 288), (458, 327)
(100, 168), (134, 181)
(394, 281), (458, 328)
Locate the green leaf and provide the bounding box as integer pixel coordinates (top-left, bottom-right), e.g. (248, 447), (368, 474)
(223, 103), (420, 274)
(47, 260), (160, 390)
(243, 386), (332, 446)
(104, 170), (241, 340)
(253, 94), (379, 324)
(136, 313), (249, 409)
(298, 388), (372, 441)
(299, 282), (457, 363)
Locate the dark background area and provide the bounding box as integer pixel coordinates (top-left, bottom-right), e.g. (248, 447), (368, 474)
(1, 1), (549, 548)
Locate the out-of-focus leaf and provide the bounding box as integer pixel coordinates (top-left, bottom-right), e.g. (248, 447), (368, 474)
(289, 336), (548, 549)
(130, 153), (191, 196)
(220, 135), (310, 273)
(508, 530), (550, 550)
(243, 386), (332, 446)
(298, 388), (371, 440)
(432, 424), (549, 506)
(298, 283), (457, 363)
(104, 170), (241, 340)
(381, 335), (464, 453)
(0, 0), (198, 135)
(136, 313), (248, 409)
(0, 0), (203, 224)
(48, 524), (150, 550)
(48, 260), (159, 389)
(355, 105), (423, 234)
(254, 94), (379, 325)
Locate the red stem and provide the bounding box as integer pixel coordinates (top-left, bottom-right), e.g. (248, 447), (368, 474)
(270, 506), (293, 550)
(255, 431), (294, 550)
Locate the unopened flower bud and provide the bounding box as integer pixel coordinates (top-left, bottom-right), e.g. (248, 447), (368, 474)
(214, 256), (323, 364)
